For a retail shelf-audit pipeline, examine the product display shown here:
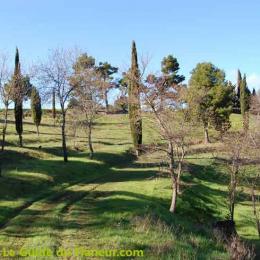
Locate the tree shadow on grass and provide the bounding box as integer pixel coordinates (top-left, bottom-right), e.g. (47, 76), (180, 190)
(187, 160), (228, 185)
(0, 147), (257, 257)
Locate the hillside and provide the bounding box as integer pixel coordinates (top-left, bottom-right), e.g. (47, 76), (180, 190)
(0, 112), (259, 259)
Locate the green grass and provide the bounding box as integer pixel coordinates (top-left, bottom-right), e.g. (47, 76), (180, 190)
(0, 112), (259, 259)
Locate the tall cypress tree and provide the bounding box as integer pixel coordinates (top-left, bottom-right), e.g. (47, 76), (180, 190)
(240, 74), (246, 116)
(13, 48), (23, 147)
(235, 69), (242, 113)
(237, 70), (242, 99)
(240, 74), (251, 116)
(31, 87), (42, 136)
(240, 74), (251, 133)
(128, 41), (142, 156)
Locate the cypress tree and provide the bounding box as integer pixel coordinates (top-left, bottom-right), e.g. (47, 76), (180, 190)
(13, 48), (23, 147)
(240, 74), (247, 116)
(128, 41), (142, 156)
(235, 69), (242, 113)
(240, 74), (251, 133)
(31, 87), (42, 136)
(237, 70), (242, 100)
(240, 74), (251, 116)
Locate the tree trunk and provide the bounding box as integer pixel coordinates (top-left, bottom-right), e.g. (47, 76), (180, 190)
(19, 134), (23, 147)
(170, 180), (178, 213)
(204, 126), (210, 144)
(1, 106), (8, 151)
(73, 127), (77, 149)
(229, 167), (237, 222)
(168, 142), (177, 213)
(230, 201), (235, 222)
(252, 186), (260, 238)
(177, 162), (181, 194)
(61, 111), (68, 162)
(1, 127), (6, 151)
(36, 125), (40, 137)
(88, 125), (94, 159)
(52, 88), (56, 126)
(105, 90), (109, 114)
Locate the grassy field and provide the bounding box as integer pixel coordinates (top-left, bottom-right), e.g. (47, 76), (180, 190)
(0, 111), (259, 259)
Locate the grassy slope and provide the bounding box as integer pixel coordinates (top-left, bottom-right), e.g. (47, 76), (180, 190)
(0, 112), (259, 259)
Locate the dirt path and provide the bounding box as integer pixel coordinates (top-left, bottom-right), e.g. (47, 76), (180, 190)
(0, 174), (109, 259)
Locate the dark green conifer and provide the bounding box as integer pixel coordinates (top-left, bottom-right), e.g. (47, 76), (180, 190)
(13, 48), (23, 147)
(128, 41), (142, 156)
(240, 74), (251, 116)
(31, 87), (42, 136)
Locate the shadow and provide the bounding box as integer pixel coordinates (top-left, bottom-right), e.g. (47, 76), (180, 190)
(92, 141), (132, 146)
(187, 160), (228, 185)
(0, 119), (55, 128)
(0, 144), (258, 257)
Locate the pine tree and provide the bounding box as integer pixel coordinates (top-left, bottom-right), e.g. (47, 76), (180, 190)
(128, 41), (142, 156)
(161, 55), (185, 84)
(31, 87), (42, 136)
(96, 62), (118, 114)
(13, 48), (23, 147)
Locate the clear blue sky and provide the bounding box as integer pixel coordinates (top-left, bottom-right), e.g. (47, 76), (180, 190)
(1, 0), (260, 91)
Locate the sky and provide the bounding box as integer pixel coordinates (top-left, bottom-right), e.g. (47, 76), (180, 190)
(1, 0), (260, 99)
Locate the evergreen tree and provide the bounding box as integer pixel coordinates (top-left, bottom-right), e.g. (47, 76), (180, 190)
(240, 75), (251, 133)
(240, 74), (251, 116)
(31, 86), (42, 136)
(233, 69), (242, 113)
(237, 69), (242, 101)
(96, 62), (118, 113)
(187, 62), (234, 143)
(161, 55), (185, 84)
(128, 41), (142, 155)
(13, 48), (23, 147)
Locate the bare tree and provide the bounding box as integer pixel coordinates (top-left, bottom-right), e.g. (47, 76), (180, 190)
(249, 174), (260, 238)
(67, 102), (81, 150)
(250, 90), (260, 117)
(70, 67), (102, 159)
(0, 53), (12, 151)
(222, 131), (248, 222)
(247, 108), (260, 237)
(37, 48), (78, 162)
(139, 60), (191, 213)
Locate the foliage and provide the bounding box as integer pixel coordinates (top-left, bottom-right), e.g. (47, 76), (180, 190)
(12, 48), (23, 147)
(96, 62), (118, 113)
(161, 54), (185, 85)
(70, 55), (103, 158)
(187, 62), (234, 142)
(240, 74), (251, 116)
(128, 41), (142, 155)
(72, 53), (95, 72)
(114, 95), (128, 113)
(31, 86), (42, 134)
